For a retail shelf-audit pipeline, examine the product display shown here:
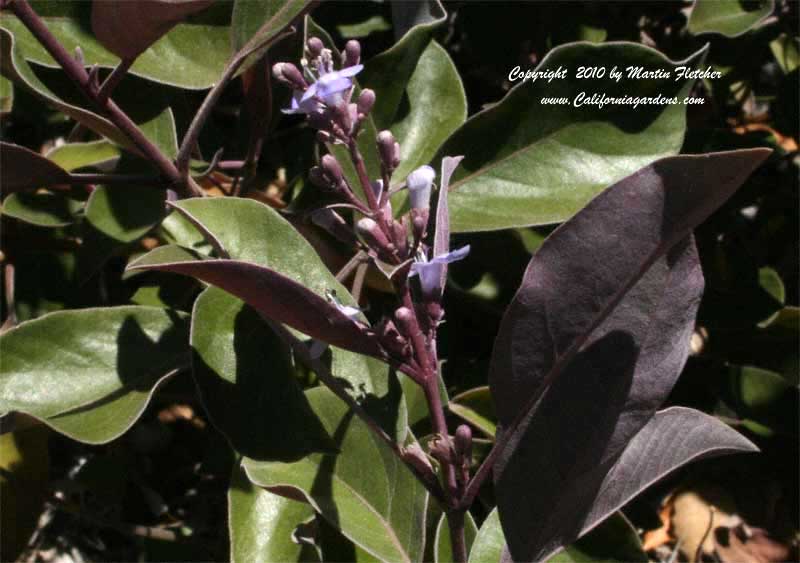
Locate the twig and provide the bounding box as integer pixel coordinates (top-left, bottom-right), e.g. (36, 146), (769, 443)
(176, 28), (296, 176)
(351, 261), (367, 302)
(6, 0), (199, 197)
(335, 251), (368, 282)
(96, 58), (133, 103)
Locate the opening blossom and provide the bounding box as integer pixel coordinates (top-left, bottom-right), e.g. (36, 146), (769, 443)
(281, 59), (363, 115)
(407, 165), (436, 210)
(410, 245), (471, 301)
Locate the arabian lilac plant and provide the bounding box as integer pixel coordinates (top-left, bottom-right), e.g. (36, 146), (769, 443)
(0, 2), (777, 562)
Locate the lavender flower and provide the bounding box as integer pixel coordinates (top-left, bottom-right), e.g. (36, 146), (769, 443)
(406, 165), (436, 210)
(410, 245), (470, 300)
(282, 64), (363, 115)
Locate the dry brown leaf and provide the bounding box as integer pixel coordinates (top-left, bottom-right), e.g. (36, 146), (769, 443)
(642, 500), (674, 551)
(732, 123), (799, 152)
(670, 487), (738, 562)
(715, 524), (792, 563)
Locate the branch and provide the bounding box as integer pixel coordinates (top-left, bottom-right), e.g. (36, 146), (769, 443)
(175, 28), (296, 176)
(6, 0), (200, 197)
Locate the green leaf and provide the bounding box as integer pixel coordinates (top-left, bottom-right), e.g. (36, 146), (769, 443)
(85, 185), (165, 243)
(448, 386), (496, 438)
(390, 0), (446, 41)
(2, 192), (82, 227)
(337, 15), (391, 39)
(688, 0), (774, 37)
(46, 140), (121, 171)
(468, 508), (504, 563)
(0, 28), (129, 147)
(137, 107), (179, 159)
(361, 12), (450, 131)
(758, 266), (785, 327)
(770, 33), (800, 73)
(163, 198), (399, 425)
(231, 0), (313, 54)
(229, 465), (319, 563)
(0, 74), (12, 113)
(244, 387), (429, 563)
(550, 513), (647, 563)
(437, 43), (707, 232)
(364, 40), (467, 197)
(434, 512), (477, 563)
(0, 306), (189, 443)
(0, 3), (232, 89)
(192, 286), (334, 459)
(79, 183), (166, 281)
(728, 365), (795, 412)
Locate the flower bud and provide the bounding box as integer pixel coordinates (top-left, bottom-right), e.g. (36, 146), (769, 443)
(332, 100), (352, 135)
(406, 165), (435, 210)
(321, 154), (343, 183)
(390, 219), (408, 256)
(357, 218), (392, 251)
(272, 62), (307, 90)
(357, 89), (376, 116)
(377, 130), (398, 171)
(308, 166), (328, 189)
(311, 208), (357, 245)
(454, 425), (472, 459)
(306, 37), (324, 57)
(316, 130), (332, 144)
(393, 306), (416, 338)
(411, 209), (428, 242)
(392, 142), (401, 168)
(370, 179), (384, 201)
(343, 40), (361, 67)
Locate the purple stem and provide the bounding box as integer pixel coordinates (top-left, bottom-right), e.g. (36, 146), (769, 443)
(7, 0), (198, 197)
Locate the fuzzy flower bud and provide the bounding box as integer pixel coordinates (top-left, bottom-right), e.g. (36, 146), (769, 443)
(393, 307), (416, 338)
(310, 209), (357, 246)
(357, 218), (392, 252)
(272, 62), (307, 90)
(343, 40), (361, 68)
(406, 165), (435, 210)
(321, 154), (343, 183)
(454, 425), (473, 459)
(377, 130), (398, 172)
(306, 36), (324, 57)
(308, 166), (329, 189)
(357, 88), (376, 116)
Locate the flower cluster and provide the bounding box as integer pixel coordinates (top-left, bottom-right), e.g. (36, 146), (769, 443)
(273, 37), (469, 379)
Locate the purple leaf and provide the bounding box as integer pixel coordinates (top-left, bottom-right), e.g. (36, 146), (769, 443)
(488, 149), (770, 562)
(1, 142), (71, 193)
(91, 0), (214, 61)
(127, 253), (386, 360)
(499, 408), (757, 563)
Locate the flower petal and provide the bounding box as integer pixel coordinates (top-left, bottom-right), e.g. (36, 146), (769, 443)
(430, 245), (471, 265)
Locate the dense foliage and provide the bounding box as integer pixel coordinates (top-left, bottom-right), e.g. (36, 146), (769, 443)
(0, 1), (797, 562)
